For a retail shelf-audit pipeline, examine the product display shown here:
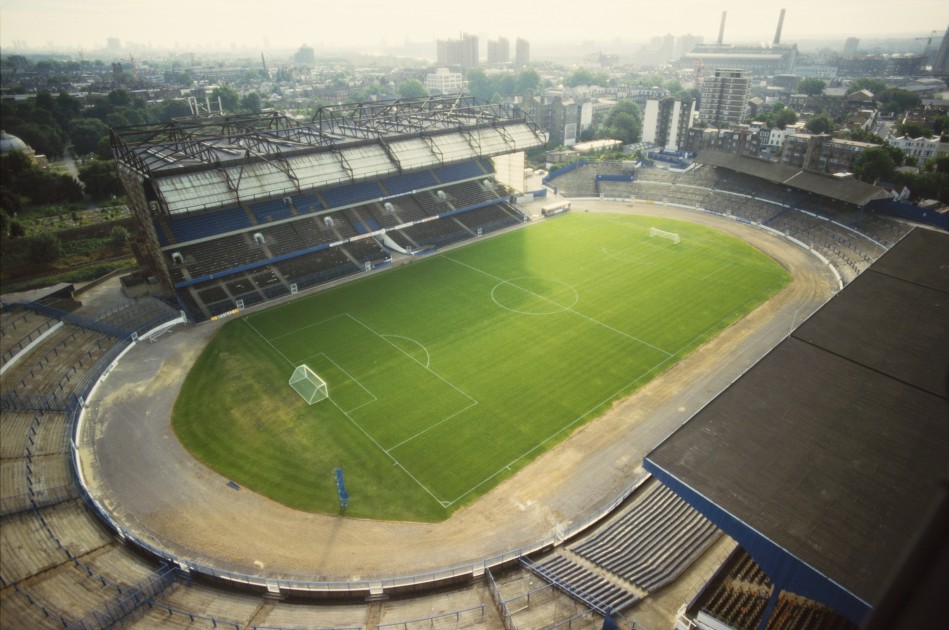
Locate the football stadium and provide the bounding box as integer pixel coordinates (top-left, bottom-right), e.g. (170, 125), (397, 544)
(1, 95), (946, 629)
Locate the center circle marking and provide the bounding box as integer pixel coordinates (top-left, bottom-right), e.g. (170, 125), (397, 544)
(490, 276), (580, 315)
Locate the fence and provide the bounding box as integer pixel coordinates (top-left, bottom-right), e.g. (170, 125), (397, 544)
(543, 159), (589, 185)
(375, 605), (485, 629)
(486, 568), (518, 630)
(65, 565), (178, 630)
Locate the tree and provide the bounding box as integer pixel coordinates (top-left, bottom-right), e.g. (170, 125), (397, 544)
(895, 121), (930, 139)
(25, 233), (63, 263)
(210, 86), (240, 113)
(13, 122), (65, 157)
(927, 156), (949, 175)
(95, 136), (113, 161)
(933, 115), (949, 135)
(70, 118), (110, 155)
(54, 92), (82, 129)
(797, 78), (826, 96)
(853, 147), (896, 183)
(596, 100), (642, 144)
(804, 113), (834, 134)
(847, 78), (887, 96)
(847, 128), (886, 144)
(397, 79), (429, 99)
(157, 99), (194, 122)
(466, 68), (493, 102)
(564, 68), (609, 88)
(877, 88), (921, 115)
(107, 89), (132, 107)
(241, 92), (262, 114)
(79, 160), (123, 200)
(514, 68), (541, 97)
(772, 108), (798, 130)
(110, 226), (129, 246)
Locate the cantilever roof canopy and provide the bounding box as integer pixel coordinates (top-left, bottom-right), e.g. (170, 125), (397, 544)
(110, 95), (546, 215)
(644, 228), (949, 624)
(695, 149), (891, 207)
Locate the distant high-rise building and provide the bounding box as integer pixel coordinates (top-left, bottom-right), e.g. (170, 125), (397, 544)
(107, 37), (121, 51)
(674, 34), (703, 61)
(642, 98), (696, 151)
(699, 68), (752, 128)
(436, 33), (479, 68)
(843, 37), (860, 56)
(487, 37), (510, 64)
(515, 38), (530, 69)
(656, 34), (675, 63)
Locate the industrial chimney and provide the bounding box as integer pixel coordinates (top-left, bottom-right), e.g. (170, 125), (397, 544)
(773, 9), (786, 46)
(717, 11), (727, 45)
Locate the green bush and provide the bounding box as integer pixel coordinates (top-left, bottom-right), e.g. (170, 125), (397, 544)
(25, 232), (63, 263)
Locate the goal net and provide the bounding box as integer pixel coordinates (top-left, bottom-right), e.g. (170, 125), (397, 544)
(649, 227), (681, 244)
(289, 365), (328, 405)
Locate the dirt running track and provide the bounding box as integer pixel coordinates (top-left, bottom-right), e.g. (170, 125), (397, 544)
(77, 201), (838, 584)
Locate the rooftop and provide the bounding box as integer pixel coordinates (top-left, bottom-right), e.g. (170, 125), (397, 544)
(645, 228), (949, 621)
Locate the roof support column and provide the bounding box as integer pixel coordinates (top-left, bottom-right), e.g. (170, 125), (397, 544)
(757, 587), (782, 630)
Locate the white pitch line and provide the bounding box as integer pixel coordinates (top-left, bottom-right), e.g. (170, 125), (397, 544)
(442, 255), (673, 357)
(267, 313), (348, 343)
(345, 314), (478, 406)
(250, 315), (446, 505)
(385, 399), (479, 454)
(243, 318), (295, 367)
(326, 396), (446, 508)
(440, 350), (681, 507)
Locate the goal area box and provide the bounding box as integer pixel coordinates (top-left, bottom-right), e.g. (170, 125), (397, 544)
(289, 365), (328, 404)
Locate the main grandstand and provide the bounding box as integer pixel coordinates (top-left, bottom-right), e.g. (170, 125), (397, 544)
(2, 95), (945, 629)
(110, 95), (545, 321)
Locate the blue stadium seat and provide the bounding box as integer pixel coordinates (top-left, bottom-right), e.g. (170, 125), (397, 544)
(167, 207), (252, 244)
(251, 198), (294, 223)
(320, 181), (384, 209)
(433, 160), (484, 184)
(381, 170), (438, 195)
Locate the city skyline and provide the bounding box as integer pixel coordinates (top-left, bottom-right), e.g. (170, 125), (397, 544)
(1, 0), (947, 54)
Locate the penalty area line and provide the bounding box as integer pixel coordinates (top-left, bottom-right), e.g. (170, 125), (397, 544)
(243, 319), (295, 367)
(327, 395), (448, 509)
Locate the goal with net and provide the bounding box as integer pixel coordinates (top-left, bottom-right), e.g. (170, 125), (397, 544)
(289, 365), (328, 404)
(649, 227), (681, 244)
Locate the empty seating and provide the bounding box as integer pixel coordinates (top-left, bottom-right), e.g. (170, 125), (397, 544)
(433, 160), (485, 184)
(455, 204), (523, 234)
(167, 207), (252, 244)
(320, 180), (385, 208)
(525, 555), (639, 614)
(381, 170), (438, 195)
(290, 192), (322, 214)
(250, 197), (294, 224)
(572, 483), (721, 593)
(1, 310), (59, 368)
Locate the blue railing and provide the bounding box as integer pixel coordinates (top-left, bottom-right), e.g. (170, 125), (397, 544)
(542, 159), (589, 185)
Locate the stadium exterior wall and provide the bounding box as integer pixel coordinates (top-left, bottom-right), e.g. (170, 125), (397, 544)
(643, 458), (871, 625)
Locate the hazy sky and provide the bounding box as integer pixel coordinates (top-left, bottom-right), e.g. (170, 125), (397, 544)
(1, 0), (946, 53)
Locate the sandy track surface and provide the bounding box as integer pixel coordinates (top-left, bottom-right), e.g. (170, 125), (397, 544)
(77, 201), (837, 584)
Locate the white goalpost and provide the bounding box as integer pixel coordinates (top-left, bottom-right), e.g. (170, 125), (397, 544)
(289, 364), (328, 404)
(649, 227), (681, 245)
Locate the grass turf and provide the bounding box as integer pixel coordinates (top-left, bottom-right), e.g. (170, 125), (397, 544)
(172, 212), (790, 521)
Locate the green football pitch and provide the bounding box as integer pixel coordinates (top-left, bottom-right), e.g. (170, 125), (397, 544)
(172, 212), (790, 521)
